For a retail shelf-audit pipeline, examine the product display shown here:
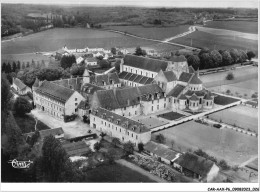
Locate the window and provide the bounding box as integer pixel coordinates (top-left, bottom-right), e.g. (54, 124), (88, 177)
(136, 135), (138, 139)
(105, 122), (106, 126)
(157, 105), (159, 110)
(164, 103), (166, 108)
(116, 127), (117, 131)
(152, 100), (154, 104)
(135, 111), (137, 115)
(169, 98), (171, 102)
(132, 133), (133, 137)
(75, 98), (77, 101)
(75, 103), (78, 106)
(120, 129), (121, 132)
(152, 106), (153, 111)
(152, 74), (153, 78)
(94, 117), (95, 121)
(75, 109), (78, 112)
(124, 107), (126, 110)
(108, 124), (110, 127)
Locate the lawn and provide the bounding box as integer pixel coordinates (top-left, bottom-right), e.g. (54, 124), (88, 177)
(171, 30), (258, 54)
(153, 121), (258, 165)
(208, 105), (258, 133)
(105, 25), (190, 40)
(1, 28), (180, 55)
(14, 114), (51, 133)
(204, 20), (258, 34)
(132, 116), (169, 129)
(213, 94), (240, 105)
(84, 163), (155, 182)
(158, 111), (186, 121)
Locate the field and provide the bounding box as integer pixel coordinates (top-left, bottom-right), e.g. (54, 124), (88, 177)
(2, 53), (50, 65)
(205, 20), (258, 34)
(208, 105), (258, 133)
(209, 78), (258, 99)
(153, 121), (258, 165)
(84, 163), (155, 182)
(1, 28), (181, 55)
(171, 30), (258, 53)
(158, 111), (186, 121)
(105, 25), (190, 40)
(213, 94), (240, 105)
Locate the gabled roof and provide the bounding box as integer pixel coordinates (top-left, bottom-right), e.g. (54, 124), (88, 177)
(144, 141), (180, 161)
(118, 71), (128, 79)
(39, 127), (64, 139)
(92, 107), (150, 133)
(178, 72), (193, 83)
(190, 74), (202, 84)
(124, 54), (168, 73)
(185, 90), (207, 97)
(90, 72), (120, 86)
(163, 71), (177, 82)
(189, 66), (195, 73)
(81, 83), (105, 95)
(189, 94), (199, 101)
(35, 81), (75, 103)
(167, 84), (186, 98)
(175, 152), (215, 177)
(52, 77), (83, 92)
(169, 55), (187, 62)
(13, 78), (27, 90)
(179, 94), (187, 100)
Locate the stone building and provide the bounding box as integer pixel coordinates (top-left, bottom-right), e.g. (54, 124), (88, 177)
(90, 107), (151, 145)
(11, 78), (32, 95)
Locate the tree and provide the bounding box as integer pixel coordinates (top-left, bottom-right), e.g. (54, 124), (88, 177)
(218, 160), (230, 170)
(22, 62), (25, 69)
(221, 50), (233, 66)
(138, 142), (144, 152)
(30, 130), (40, 147)
(12, 62), (17, 72)
(123, 141), (134, 157)
(1, 74), (11, 112)
(70, 63), (79, 76)
(99, 59), (111, 69)
(6, 73), (13, 84)
(134, 46), (146, 56)
(111, 47), (117, 55)
(229, 49), (240, 63)
(6, 62), (12, 73)
(17, 61), (21, 70)
(60, 55), (76, 69)
(114, 60), (121, 72)
(112, 137), (121, 147)
(2, 62), (7, 73)
(226, 72), (234, 80)
(106, 148), (117, 164)
(247, 51), (256, 60)
(155, 134), (166, 144)
(187, 55), (200, 70)
(210, 50), (222, 68)
(14, 97), (32, 116)
(199, 53), (214, 69)
(239, 50), (248, 62)
(100, 132), (106, 140)
(94, 142), (101, 151)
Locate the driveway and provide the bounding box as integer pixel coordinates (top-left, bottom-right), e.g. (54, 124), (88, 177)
(30, 109), (99, 138)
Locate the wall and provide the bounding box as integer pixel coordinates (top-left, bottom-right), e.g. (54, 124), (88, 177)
(123, 65), (157, 78)
(206, 164), (220, 182)
(142, 97), (170, 115)
(65, 91), (85, 116)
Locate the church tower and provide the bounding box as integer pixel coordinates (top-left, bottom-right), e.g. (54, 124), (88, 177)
(82, 68), (90, 84)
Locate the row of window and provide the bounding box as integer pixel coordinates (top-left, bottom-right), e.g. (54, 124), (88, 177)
(124, 66), (155, 78)
(151, 103), (167, 111)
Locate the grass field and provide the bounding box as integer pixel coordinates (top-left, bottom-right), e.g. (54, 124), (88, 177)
(171, 30), (258, 53)
(84, 163), (155, 182)
(208, 105), (258, 133)
(153, 121), (258, 165)
(105, 25), (190, 40)
(205, 21), (258, 34)
(158, 111), (186, 121)
(1, 28), (181, 55)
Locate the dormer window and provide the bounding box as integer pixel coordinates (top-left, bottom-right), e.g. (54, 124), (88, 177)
(110, 79), (113, 84)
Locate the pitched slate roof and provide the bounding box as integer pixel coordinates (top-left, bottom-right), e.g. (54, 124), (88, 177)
(144, 141), (180, 161)
(189, 66), (195, 73)
(185, 90), (207, 97)
(175, 152), (215, 177)
(178, 72), (193, 83)
(94, 84), (164, 110)
(118, 71), (128, 79)
(39, 127), (64, 139)
(13, 78), (27, 90)
(124, 54), (168, 73)
(163, 71), (177, 82)
(129, 74), (138, 81)
(81, 83), (105, 95)
(190, 74), (202, 84)
(90, 72), (120, 86)
(169, 55), (187, 62)
(92, 107), (150, 133)
(119, 72), (153, 85)
(167, 84), (186, 98)
(62, 141), (90, 156)
(52, 77), (83, 92)
(179, 94), (187, 100)
(35, 81), (75, 103)
(189, 94), (199, 101)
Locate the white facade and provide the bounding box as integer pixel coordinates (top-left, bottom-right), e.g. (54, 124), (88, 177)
(123, 65), (157, 78)
(76, 57), (84, 64)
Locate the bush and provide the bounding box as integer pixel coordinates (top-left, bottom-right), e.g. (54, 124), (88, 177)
(14, 97), (32, 116)
(218, 160), (230, 170)
(155, 134), (166, 144)
(64, 114), (77, 122)
(94, 142), (101, 151)
(226, 72), (234, 80)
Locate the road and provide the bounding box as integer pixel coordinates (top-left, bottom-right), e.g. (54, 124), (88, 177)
(115, 159), (168, 183)
(239, 155), (258, 168)
(163, 26), (196, 42)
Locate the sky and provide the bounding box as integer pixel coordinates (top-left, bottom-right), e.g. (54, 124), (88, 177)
(1, 0), (259, 8)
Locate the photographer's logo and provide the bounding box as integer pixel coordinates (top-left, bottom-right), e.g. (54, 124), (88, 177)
(8, 159), (33, 169)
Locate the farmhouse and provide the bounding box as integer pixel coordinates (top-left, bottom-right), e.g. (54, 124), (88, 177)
(11, 78), (32, 95)
(90, 107), (151, 145)
(144, 141), (181, 165)
(173, 152), (219, 182)
(91, 84), (169, 117)
(32, 80), (85, 120)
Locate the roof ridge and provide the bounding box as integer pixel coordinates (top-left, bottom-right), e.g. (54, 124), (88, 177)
(49, 81), (75, 93)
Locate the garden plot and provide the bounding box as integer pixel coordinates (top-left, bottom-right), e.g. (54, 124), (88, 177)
(153, 121), (258, 165)
(157, 111), (186, 121)
(132, 116), (169, 130)
(208, 105), (258, 133)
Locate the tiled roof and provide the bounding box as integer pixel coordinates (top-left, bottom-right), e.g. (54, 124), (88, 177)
(139, 76), (149, 84)
(190, 74), (202, 84)
(52, 77), (83, 92)
(13, 78), (27, 90)
(118, 71), (128, 79)
(167, 84), (186, 97)
(179, 72), (193, 83)
(163, 71), (177, 82)
(124, 73), (132, 80)
(169, 55), (187, 62)
(133, 75), (144, 83)
(119, 72), (153, 85)
(144, 141), (180, 161)
(35, 81), (75, 103)
(189, 66), (195, 73)
(94, 84), (164, 110)
(62, 141), (91, 156)
(175, 152), (215, 177)
(145, 78), (154, 84)
(92, 107), (150, 133)
(39, 127), (64, 139)
(81, 83), (105, 95)
(90, 72), (120, 86)
(189, 94), (199, 101)
(124, 55), (168, 72)
(179, 94), (187, 100)
(129, 74), (138, 81)
(185, 90), (207, 97)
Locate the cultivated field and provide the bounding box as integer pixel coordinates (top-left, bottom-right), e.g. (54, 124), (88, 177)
(205, 20), (258, 34)
(208, 105), (258, 133)
(105, 25), (190, 40)
(1, 28), (181, 55)
(171, 30), (258, 53)
(153, 121), (258, 165)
